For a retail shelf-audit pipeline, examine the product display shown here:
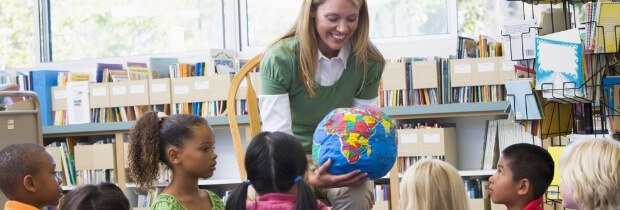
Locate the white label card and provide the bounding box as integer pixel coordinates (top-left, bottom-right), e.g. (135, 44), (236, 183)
(54, 90), (67, 99)
(194, 81), (210, 90)
(92, 87), (107, 97)
(130, 85), (145, 94)
(503, 61), (516, 71)
(478, 63), (495, 72)
(151, 83), (166, 93)
(401, 134), (417, 143)
(112, 86), (127, 95)
(454, 64), (472, 74)
(423, 134), (441, 143)
(174, 85), (189, 95)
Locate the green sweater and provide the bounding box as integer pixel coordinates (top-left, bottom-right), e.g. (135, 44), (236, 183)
(260, 37), (384, 152)
(150, 190), (224, 210)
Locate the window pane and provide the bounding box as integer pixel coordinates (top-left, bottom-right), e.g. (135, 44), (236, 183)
(246, 0), (302, 46)
(0, 0), (35, 69)
(368, 0), (449, 38)
(245, 0), (451, 47)
(49, 0), (223, 62)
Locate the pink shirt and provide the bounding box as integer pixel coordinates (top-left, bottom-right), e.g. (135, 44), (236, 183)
(246, 193), (328, 210)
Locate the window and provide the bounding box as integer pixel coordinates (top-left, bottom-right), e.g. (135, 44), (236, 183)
(0, 0), (36, 69)
(46, 0), (224, 62)
(241, 0), (457, 57)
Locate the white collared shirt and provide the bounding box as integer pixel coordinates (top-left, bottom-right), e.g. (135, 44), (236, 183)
(258, 42), (377, 134)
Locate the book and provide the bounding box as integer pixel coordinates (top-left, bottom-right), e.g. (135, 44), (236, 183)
(502, 19), (537, 60)
(149, 57), (178, 79)
(535, 28), (585, 101)
(539, 9), (571, 36)
(29, 70), (67, 126)
(505, 80), (543, 120)
(593, 2), (620, 53)
(210, 49), (235, 75)
(96, 63), (123, 83)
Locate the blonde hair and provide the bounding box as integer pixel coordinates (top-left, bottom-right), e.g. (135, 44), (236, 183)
(559, 138), (620, 210)
(268, 0), (384, 97)
(399, 159), (469, 210)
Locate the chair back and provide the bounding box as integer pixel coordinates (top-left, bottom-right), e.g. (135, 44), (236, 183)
(227, 54), (262, 180)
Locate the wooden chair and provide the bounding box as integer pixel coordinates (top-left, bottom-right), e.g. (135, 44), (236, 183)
(227, 53), (262, 180)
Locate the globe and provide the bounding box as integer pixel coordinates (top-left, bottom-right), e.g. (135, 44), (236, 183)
(312, 107), (397, 180)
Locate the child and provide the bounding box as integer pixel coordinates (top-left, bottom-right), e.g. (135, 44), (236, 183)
(59, 182), (129, 210)
(0, 143), (63, 210)
(127, 111), (224, 210)
(559, 138), (620, 210)
(489, 143), (554, 210)
(225, 131), (328, 210)
(399, 159), (468, 210)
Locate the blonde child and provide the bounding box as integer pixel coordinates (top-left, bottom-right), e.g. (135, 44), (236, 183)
(489, 143), (554, 210)
(128, 112), (224, 210)
(225, 131), (328, 210)
(59, 182), (129, 210)
(399, 159), (469, 210)
(559, 138), (620, 210)
(0, 143), (63, 210)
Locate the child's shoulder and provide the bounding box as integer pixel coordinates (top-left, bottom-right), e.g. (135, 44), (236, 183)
(150, 194), (185, 210)
(203, 190), (225, 210)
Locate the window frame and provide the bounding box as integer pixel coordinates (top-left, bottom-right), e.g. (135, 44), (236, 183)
(17, 0), (457, 73)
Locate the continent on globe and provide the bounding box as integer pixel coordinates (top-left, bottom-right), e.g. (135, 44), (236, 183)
(312, 107), (397, 180)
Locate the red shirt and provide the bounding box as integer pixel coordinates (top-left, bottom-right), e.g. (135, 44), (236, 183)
(523, 198), (543, 210)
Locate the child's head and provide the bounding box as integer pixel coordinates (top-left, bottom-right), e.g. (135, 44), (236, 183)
(0, 143), (63, 208)
(226, 131), (318, 210)
(59, 182), (129, 210)
(559, 138), (620, 210)
(489, 143), (553, 206)
(128, 111), (217, 189)
(399, 159), (468, 210)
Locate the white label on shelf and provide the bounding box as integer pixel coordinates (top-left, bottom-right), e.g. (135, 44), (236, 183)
(423, 134), (441, 143)
(92, 87), (106, 97)
(151, 83), (166, 93)
(54, 90), (67, 99)
(194, 81), (210, 90)
(454, 64), (471, 74)
(112, 86), (127, 95)
(401, 134), (417, 143)
(478, 62), (495, 72)
(174, 85), (189, 95)
(503, 61), (516, 71)
(130, 85), (145, 94)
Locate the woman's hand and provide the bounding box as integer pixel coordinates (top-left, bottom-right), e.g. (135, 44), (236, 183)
(306, 158), (368, 188)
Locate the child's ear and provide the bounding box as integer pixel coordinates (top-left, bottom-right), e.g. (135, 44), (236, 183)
(516, 178), (531, 196)
(23, 175), (36, 193)
(167, 147), (181, 164)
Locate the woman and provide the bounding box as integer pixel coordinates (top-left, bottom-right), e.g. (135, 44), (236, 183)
(258, 0), (385, 209)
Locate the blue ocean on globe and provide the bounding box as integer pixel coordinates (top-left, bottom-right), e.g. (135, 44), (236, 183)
(312, 107), (397, 180)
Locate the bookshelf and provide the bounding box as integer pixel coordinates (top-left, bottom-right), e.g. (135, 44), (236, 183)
(41, 102), (509, 208)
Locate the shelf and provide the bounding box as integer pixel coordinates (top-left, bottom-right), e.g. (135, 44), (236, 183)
(125, 178), (241, 188)
(381, 101), (509, 120)
(42, 115), (250, 137)
(458, 170), (496, 177)
(61, 185), (79, 191)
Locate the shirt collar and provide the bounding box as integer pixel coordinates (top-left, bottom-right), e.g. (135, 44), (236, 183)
(317, 41), (351, 69)
(4, 200), (40, 210)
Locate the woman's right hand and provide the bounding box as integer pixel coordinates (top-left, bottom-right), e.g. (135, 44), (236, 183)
(306, 158), (369, 188)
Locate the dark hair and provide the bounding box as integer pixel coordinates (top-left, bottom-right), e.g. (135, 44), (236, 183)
(0, 143), (46, 198)
(502, 143), (554, 198)
(60, 182), (129, 210)
(128, 111), (210, 189)
(226, 132), (318, 210)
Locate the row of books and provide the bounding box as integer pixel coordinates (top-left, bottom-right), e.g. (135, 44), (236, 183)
(481, 118), (542, 170)
(45, 138), (117, 186)
(378, 56), (515, 107)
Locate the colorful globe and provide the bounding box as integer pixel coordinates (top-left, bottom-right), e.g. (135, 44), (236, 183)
(312, 107), (397, 180)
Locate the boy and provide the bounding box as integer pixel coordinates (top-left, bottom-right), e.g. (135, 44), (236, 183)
(489, 143), (554, 210)
(0, 143), (63, 210)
